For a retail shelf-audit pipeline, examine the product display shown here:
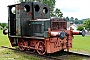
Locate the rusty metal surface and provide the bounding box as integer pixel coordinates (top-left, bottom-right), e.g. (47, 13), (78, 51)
(32, 2), (50, 19)
(16, 2), (50, 19)
(45, 37), (67, 53)
(16, 2), (32, 36)
(20, 2), (32, 18)
(8, 2), (50, 36)
(50, 18), (67, 31)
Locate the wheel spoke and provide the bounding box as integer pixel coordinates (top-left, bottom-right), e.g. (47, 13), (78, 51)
(18, 39), (25, 51)
(36, 41), (46, 55)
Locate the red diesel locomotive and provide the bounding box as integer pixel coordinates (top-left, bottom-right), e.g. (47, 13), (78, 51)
(3, 1), (85, 55)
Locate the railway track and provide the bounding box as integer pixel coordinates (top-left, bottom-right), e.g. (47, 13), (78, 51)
(1, 46), (62, 60)
(1, 46), (90, 60)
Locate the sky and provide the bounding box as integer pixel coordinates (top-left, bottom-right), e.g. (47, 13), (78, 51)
(55, 0), (90, 20)
(0, 0), (90, 23)
(0, 0), (18, 23)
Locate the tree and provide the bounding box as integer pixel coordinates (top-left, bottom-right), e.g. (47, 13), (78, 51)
(19, 0), (23, 2)
(69, 17), (74, 23)
(83, 19), (90, 31)
(54, 8), (63, 17)
(77, 26), (84, 31)
(74, 20), (83, 24)
(79, 20), (83, 24)
(70, 17), (74, 20)
(75, 18), (78, 20)
(65, 16), (69, 21)
(1, 23), (7, 29)
(0, 23), (1, 26)
(75, 20), (79, 24)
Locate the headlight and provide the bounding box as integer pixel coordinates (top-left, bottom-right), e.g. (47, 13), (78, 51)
(82, 30), (86, 37)
(59, 31), (66, 40)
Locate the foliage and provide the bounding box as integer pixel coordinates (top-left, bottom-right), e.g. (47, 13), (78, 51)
(74, 20), (79, 24)
(65, 16), (69, 21)
(69, 20), (74, 23)
(74, 20), (83, 24)
(0, 23), (1, 25)
(19, 0), (23, 2)
(64, 17), (83, 24)
(6, 26), (8, 29)
(54, 8), (63, 17)
(77, 26), (84, 31)
(75, 18), (78, 20)
(83, 19), (90, 31)
(70, 17), (74, 20)
(0, 23), (7, 29)
(79, 20), (83, 24)
(19, 0), (63, 17)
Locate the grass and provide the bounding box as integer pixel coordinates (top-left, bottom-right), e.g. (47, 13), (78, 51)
(71, 35), (90, 53)
(0, 48), (43, 60)
(0, 30), (10, 46)
(0, 30), (43, 60)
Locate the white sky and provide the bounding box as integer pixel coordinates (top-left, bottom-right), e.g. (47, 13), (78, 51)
(55, 0), (90, 20)
(0, 0), (90, 23)
(0, 0), (14, 23)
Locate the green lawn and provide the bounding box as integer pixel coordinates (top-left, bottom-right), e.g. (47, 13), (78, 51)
(0, 30), (10, 46)
(71, 35), (90, 53)
(0, 48), (43, 60)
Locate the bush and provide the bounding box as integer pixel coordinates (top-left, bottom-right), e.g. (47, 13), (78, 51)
(77, 26), (84, 31)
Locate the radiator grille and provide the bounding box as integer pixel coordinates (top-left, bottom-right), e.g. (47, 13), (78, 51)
(51, 21), (66, 30)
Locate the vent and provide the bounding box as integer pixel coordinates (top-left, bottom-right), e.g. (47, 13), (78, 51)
(51, 21), (66, 30)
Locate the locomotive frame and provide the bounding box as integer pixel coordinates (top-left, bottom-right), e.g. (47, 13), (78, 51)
(3, 1), (85, 55)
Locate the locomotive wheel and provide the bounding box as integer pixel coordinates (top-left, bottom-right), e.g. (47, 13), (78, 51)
(36, 41), (46, 55)
(18, 40), (25, 51)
